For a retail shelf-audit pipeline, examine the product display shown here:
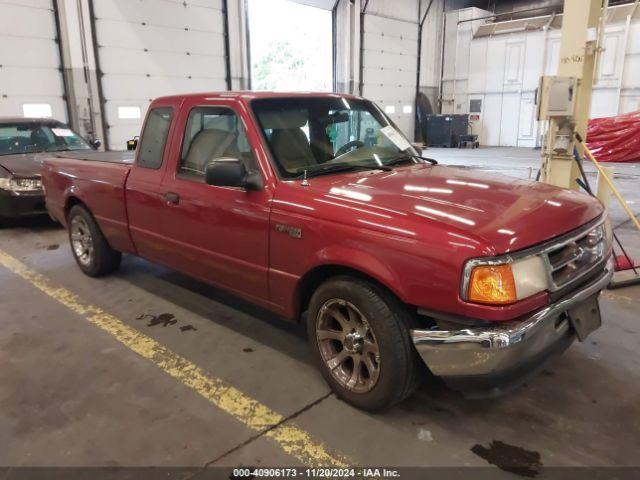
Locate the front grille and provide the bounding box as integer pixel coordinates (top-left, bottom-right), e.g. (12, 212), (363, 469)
(543, 222), (608, 291)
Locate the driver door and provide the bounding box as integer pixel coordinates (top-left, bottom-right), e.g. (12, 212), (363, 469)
(157, 100), (271, 306)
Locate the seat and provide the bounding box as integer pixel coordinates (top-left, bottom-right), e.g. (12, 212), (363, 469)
(270, 128), (317, 173)
(182, 129), (240, 174)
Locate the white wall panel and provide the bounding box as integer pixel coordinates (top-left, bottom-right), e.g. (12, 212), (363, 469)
(443, 6), (640, 145)
(468, 39), (487, 93)
(0, 0), (67, 121)
(546, 36), (561, 75)
(503, 41), (524, 91)
(365, 1), (418, 25)
(523, 32), (544, 91)
(500, 93), (520, 147)
(590, 89), (620, 119)
(481, 94), (502, 147)
(620, 95), (640, 114)
(485, 38), (506, 93)
(518, 93), (537, 148)
(92, 0), (227, 148)
(94, 0), (222, 29)
(95, 20), (223, 56)
(362, 11), (418, 137)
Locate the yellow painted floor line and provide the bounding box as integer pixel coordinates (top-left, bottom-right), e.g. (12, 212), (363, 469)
(0, 250), (350, 467)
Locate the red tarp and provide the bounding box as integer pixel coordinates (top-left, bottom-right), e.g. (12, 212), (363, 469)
(586, 110), (640, 163)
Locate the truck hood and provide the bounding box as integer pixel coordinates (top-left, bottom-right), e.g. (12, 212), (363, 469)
(299, 164), (604, 254)
(0, 153), (46, 177)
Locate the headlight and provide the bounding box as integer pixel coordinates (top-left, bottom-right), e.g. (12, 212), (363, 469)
(463, 255), (548, 305)
(0, 177), (42, 192)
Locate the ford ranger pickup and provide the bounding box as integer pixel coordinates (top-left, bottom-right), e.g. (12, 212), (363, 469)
(41, 92), (614, 411)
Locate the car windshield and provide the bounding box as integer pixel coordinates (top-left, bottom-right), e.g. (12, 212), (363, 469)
(251, 97), (419, 179)
(0, 123), (92, 156)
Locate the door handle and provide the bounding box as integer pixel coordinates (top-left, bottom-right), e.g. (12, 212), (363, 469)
(164, 192), (180, 205)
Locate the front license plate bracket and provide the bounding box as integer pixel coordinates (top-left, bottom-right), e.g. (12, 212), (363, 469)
(567, 295), (602, 341)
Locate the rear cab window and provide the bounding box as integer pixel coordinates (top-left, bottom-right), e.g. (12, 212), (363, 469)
(137, 107), (173, 169)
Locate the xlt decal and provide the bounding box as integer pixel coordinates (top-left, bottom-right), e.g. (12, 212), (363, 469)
(275, 224), (302, 239)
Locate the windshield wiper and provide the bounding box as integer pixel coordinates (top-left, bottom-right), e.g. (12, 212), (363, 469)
(385, 154), (438, 166)
(296, 163), (392, 179)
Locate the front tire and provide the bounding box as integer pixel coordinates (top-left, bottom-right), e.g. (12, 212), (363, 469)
(307, 276), (421, 411)
(68, 204), (121, 277)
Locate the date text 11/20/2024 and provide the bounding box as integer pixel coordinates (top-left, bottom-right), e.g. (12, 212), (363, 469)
(231, 468), (400, 478)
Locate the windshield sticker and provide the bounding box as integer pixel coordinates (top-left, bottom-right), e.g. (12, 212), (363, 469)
(380, 125), (411, 151)
(52, 128), (74, 137)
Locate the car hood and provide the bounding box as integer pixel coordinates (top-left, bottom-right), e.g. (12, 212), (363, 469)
(294, 164), (604, 254)
(0, 152), (46, 177)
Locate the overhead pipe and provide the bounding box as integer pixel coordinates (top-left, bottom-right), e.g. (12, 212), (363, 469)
(52, 0), (74, 129)
(221, 0), (232, 90)
(437, 0), (446, 113)
(87, 0), (110, 151)
(358, 0), (370, 96)
(414, 0), (436, 141)
(332, 0), (340, 92)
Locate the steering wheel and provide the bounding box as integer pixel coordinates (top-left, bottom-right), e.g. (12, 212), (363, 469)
(335, 140), (365, 157)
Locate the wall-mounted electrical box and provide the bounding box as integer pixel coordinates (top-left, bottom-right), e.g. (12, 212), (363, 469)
(536, 76), (578, 120)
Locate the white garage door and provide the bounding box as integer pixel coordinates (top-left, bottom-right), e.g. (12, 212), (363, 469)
(92, 0), (228, 149)
(362, 13), (417, 138)
(0, 0), (67, 121)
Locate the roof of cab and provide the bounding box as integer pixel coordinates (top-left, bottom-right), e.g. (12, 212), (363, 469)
(151, 91), (364, 103)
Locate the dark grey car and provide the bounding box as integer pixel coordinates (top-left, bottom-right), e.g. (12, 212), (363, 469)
(0, 118), (96, 220)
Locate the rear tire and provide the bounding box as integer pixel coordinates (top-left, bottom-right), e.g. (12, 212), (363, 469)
(307, 276), (422, 412)
(67, 204), (121, 277)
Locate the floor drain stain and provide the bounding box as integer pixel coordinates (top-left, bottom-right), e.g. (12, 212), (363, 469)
(471, 440), (542, 477)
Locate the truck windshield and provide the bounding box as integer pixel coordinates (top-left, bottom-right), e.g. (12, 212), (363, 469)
(251, 97), (420, 179)
(0, 123), (92, 156)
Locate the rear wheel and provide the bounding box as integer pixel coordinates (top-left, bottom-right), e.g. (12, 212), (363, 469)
(307, 276), (421, 411)
(68, 204), (121, 277)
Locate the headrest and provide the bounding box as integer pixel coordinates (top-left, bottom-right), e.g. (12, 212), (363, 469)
(258, 109), (308, 130)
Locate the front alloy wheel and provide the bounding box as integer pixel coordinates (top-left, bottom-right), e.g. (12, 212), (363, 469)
(308, 276), (421, 411)
(316, 299), (381, 393)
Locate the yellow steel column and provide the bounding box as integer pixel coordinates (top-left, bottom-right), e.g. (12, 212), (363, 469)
(540, 0), (603, 189)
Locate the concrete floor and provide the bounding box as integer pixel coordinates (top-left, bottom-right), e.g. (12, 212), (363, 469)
(1, 147), (639, 475)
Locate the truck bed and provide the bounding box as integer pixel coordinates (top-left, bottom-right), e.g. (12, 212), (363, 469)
(42, 152), (135, 254)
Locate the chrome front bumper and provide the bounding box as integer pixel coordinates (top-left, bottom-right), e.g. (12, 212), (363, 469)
(411, 257), (614, 379)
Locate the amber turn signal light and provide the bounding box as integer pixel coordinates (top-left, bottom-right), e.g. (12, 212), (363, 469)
(467, 264), (517, 305)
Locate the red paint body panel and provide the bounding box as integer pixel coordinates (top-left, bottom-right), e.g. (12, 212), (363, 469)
(42, 158), (135, 254)
(41, 91), (605, 323)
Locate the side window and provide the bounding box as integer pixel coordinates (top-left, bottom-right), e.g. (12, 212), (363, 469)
(179, 106), (256, 178)
(137, 107), (173, 169)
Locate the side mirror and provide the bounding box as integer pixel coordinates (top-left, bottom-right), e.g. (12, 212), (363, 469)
(90, 139), (102, 150)
(127, 137), (139, 151)
(205, 158), (262, 191)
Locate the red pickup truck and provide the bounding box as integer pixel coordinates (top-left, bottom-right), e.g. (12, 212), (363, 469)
(42, 92), (614, 411)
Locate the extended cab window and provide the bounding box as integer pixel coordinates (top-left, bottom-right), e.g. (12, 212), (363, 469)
(179, 106), (255, 178)
(137, 107), (173, 169)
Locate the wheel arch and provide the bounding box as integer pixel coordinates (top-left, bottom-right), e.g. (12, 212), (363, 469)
(64, 195), (89, 220)
(295, 263), (410, 322)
